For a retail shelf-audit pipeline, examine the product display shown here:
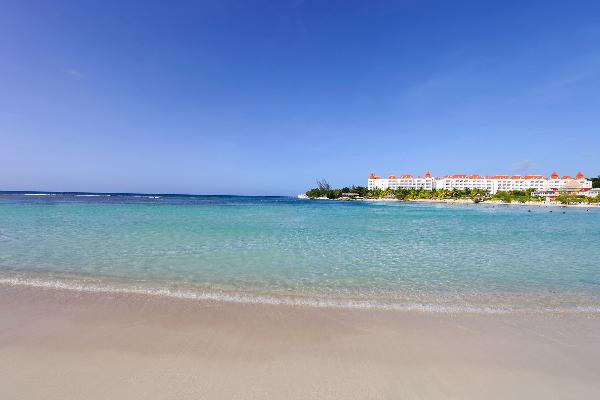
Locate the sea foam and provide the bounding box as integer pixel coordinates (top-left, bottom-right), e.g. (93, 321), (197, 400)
(1, 275), (599, 315)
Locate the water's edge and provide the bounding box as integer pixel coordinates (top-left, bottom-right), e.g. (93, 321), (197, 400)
(2, 272), (599, 316)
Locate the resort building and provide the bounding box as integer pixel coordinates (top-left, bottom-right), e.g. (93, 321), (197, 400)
(532, 179), (599, 199)
(367, 172), (435, 191)
(368, 171), (593, 195)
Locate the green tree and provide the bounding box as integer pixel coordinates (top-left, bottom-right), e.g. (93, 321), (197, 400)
(350, 186), (369, 197)
(555, 195), (571, 204)
(326, 189), (343, 199)
(493, 191), (513, 203)
(305, 188), (325, 198)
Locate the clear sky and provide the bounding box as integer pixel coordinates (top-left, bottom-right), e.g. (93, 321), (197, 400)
(1, 1), (599, 195)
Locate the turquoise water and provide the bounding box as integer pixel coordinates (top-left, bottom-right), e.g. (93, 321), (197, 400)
(1, 193), (599, 313)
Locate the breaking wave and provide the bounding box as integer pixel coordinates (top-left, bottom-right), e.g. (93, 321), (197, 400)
(1, 275), (599, 315)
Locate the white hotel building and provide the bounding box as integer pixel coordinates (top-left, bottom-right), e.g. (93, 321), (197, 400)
(367, 171), (592, 195)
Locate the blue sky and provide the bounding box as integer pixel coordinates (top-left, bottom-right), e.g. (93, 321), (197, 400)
(1, 1), (599, 195)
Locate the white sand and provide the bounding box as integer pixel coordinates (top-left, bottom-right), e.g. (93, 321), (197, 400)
(1, 284), (599, 399)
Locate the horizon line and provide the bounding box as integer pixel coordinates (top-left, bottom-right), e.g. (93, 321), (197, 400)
(0, 190), (293, 198)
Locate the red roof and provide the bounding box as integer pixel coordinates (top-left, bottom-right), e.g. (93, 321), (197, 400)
(367, 171), (585, 181)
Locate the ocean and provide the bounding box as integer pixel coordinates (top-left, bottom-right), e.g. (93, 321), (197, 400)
(1, 192), (599, 313)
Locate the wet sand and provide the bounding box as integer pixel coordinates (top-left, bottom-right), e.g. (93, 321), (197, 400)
(1, 284), (599, 399)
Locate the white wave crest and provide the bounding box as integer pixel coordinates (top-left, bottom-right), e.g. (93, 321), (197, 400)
(1, 276), (599, 315)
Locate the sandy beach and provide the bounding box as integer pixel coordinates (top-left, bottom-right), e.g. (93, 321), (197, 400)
(1, 284), (599, 399)
(336, 197), (600, 208)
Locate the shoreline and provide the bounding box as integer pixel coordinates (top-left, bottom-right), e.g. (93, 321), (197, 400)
(303, 196), (600, 208)
(1, 284), (600, 399)
(407, 198), (599, 208)
(2, 275), (600, 316)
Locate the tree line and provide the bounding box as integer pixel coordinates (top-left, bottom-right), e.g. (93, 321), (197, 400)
(305, 182), (600, 204)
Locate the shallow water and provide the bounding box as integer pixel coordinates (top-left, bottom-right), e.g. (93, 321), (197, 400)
(1, 192), (599, 313)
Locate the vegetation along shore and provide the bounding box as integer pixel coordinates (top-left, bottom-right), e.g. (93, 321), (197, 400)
(304, 178), (600, 206)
